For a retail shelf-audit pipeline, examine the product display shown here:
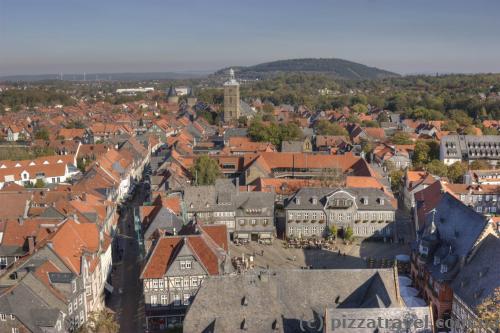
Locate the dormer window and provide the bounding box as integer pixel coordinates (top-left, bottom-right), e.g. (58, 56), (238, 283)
(361, 197), (368, 205)
(312, 196), (318, 205)
(419, 245), (428, 256)
(378, 198), (384, 205)
(433, 256), (440, 265)
(440, 264), (448, 274)
(295, 196), (301, 205)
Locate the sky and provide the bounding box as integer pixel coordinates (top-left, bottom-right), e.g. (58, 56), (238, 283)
(1, 0), (500, 76)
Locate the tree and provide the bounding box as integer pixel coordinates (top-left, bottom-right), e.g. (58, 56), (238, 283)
(351, 103), (368, 114)
(476, 286), (500, 332)
(425, 160), (448, 177)
(344, 226), (354, 242)
(361, 120), (379, 128)
(329, 225), (338, 239)
(412, 141), (431, 165)
(35, 127), (50, 140)
(191, 155), (221, 186)
(77, 310), (119, 333)
(34, 179), (45, 188)
(462, 125), (478, 135)
(447, 162), (466, 183)
(470, 160), (491, 170)
(391, 132), (412, 145)
(389, 170), (404, 193)
(441, 120), (459, 132)
(314, 120), (348, 136)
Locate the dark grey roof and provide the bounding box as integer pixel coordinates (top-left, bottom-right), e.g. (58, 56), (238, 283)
(441, 135), (500, 160)
(223, 128), (248, 139)
(0, 277), (63, 333)
(451, 234), (500, 310)
(48, 272), (75, 284)
(240, 100), (257, 117)
(326, 307), (433, 333)
(420, 193), (487, 258)
(184, 269), (400, 333)
(143, 207), (184, 240)
(285, 187), (395, 211)
(167, 85), (177, 97)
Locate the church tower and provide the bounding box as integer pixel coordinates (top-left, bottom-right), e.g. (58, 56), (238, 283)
(167, 85), (179, 104)
(223, 68), (240, 122)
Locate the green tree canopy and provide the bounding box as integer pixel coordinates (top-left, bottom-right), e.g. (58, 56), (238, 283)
(391, 132), (412, 145)
(314, 120), (348, 136)
(191, 155), (222, 186)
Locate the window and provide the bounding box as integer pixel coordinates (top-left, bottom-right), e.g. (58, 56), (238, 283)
(183, 277), (190, 288)
(152, 279), (158, 289)
(68, 303), (73, 314)
(0, 257), (7, 269)
(263, 219), (268, 225)
(161, 294), (168, 305)
(150, 295), (158, 307)
(79, 311), (84, 324)
(158, 279), (164, 289)
(12, 328), (19, 333)
(0, 313), (6, 321)
(74, 299), (77, 309)
(251, 219), (256, 226)
(10, 314), (14, 320)
(191, 277), (199, 287)
(72, 280), (77, 293)
(79, 295), (83, 305)
(174, 278), (181, 288)
(183, 294), (190, 305)
(180, 261), (191, 270)
(288, 226), (294, 234)
(174, 294), (181, 306)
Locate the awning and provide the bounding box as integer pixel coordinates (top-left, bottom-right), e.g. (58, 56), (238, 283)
(259, 233), (272, 239)
(104, 282), (114, 293)
(235, 234), (249, 239)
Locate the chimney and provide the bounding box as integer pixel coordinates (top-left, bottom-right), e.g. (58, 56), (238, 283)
(28, 236), (35, 254)
(18, 217), (24, 226)
(235, 178), (240, 193)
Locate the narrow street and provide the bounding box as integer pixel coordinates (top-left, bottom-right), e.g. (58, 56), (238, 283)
(108, 183), (147, 333)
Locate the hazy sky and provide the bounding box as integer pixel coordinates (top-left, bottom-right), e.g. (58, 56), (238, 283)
(1, 0), (500, 76)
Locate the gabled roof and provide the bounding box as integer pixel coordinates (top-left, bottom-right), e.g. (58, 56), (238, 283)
(140, 224), (228, 279)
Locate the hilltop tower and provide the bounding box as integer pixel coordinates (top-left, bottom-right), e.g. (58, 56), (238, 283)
(223, 68), (240, 122)
(167, 85), (179, 104)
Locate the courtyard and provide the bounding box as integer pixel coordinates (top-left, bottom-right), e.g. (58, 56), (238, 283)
(229, 238), (410, 271)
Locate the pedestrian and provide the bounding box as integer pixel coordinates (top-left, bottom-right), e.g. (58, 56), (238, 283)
(338, 249), (341, 256)
(343, 252), (346, 257)
(261, 249), (264, 256)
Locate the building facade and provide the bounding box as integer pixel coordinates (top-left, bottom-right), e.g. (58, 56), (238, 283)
(440, 135), (500, 166)
(140, 225), (229, 331)
(284, 187), (396, 240)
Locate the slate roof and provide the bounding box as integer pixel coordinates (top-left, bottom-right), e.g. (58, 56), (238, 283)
(419, 193), (487, 258)
(285, 187), (396, 211)
(183, 268), (401, 333)
(451, 234), (500, 310)
(143, 207), (184, 241)
(325, 307), (433, 333)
